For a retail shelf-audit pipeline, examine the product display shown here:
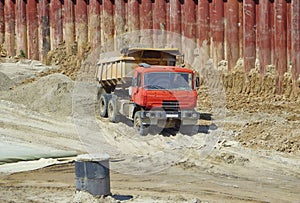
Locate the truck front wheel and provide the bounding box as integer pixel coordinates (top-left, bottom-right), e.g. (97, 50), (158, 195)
(134, 111), (149, 136)
(99, 94), (110, 117)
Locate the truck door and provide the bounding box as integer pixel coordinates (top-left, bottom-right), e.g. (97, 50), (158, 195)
(132, 72), (143, 106)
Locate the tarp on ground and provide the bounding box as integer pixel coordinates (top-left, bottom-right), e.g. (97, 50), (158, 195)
(0, 141), (77, 165)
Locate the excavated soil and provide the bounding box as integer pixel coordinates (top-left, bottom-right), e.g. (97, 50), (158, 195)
(197, 59), (300, 154)
(0, 57), (299, 202)
(46, 42), (91, 80)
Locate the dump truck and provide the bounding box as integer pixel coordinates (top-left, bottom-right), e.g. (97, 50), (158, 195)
(95, 47), (199, 135)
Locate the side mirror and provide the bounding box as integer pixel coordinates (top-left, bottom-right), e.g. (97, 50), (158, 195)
(195, 77), (200, 88)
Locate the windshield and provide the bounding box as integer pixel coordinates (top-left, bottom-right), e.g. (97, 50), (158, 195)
(144, 72), (192, 90)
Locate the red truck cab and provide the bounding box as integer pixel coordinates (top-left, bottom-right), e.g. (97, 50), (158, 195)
(132, 65), (198, 110)
(130, 63), (199, 134)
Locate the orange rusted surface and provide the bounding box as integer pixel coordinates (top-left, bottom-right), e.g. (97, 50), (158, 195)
(210, 0), (225, 65)
(50, 0), (63, 49)
(139, 0), (152, 46)
(225, 0), (239, 71)
(242, 0), (256, 73)
(291, 0), (300, 82)
(114, 0), (125, 43)
(169, 0), (181, 49)
(0, 0), (5, 44)
(152, 0), (166, 48)
(75, 0), (88, 58)
(16, 0), (27, 56)
(197, 0), (209, 57)
(101, 0), (114, 51)
(89, 0), (101, 50)
(63, 0), (75, 55)
(38, 0), (50, 61)
(0, 0), (296, 85)
(274, 0), (287, 94)
(27, 0), (38, 59)
(4, 0), (15, 56)
(257, 1), (271, 74)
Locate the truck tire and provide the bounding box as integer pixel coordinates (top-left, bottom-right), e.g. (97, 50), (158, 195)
(99, 94), (110, 117)
(179, 125), (199, 135)
(134, 111), (149, 136)
(107, 97), (119, 123)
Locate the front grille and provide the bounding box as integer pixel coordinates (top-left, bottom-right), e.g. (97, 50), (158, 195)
(162, 100), (179, 111)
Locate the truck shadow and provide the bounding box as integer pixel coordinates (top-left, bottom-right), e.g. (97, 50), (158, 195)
(159, 112), (217, 136)
(159, 123), (217, 137)
(119, 113), (217, 137)
(199, 112), (212, 121)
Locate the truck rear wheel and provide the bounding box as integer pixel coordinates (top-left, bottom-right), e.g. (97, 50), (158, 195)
(99, 94), (110, 117)
(134, 111), (149, 136)
(107, 97), (119, 123)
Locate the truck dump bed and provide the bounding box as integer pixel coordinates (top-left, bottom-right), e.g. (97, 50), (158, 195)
(95, 48), (182, 87)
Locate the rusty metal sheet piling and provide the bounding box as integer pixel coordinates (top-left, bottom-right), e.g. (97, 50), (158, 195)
(101, 0), (114, 52)
(0, 0), (297, 98)
(274, 0), (287, 94)
(0, 0), (4, 44)
(210, 0), (225, 67)
(165, 0), (170, 39)
(88, 0), (101, 50)
(115, 0), (125, 34)
(16, 0), (27, 57)
(4, 0), (15, 56)
(291, 0), (300, 84)
(38, 0), (50, 62)
(270, 2), (275, 64)
(181, 0), (196, 65)
(197, 0), (210, 58)
(50, 0), (63, 50)
(26, 0), (38, 60)
(139, 1), (152, 30)
(139, 0), (152, 46)
(242, 0), (256, 73)
(287, 3), (291, 70)
(238, 1), (243, 58)
(75, 0), (88, 58)
(153, 0), (166, 48)
(63, 0), (75, 55)
(257, 1), (271, 75)
(225, 0), (239, 71)
(127, 0), (139, 44)
(169, 0), (181, 49)
(181, 0), (196, 39)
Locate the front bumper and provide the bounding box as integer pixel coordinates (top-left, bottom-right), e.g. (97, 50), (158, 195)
(141, 110), (199, 126)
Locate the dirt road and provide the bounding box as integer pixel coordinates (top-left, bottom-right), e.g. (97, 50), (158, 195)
(1, 145), (300, 202)
(0, 62), (300, 202)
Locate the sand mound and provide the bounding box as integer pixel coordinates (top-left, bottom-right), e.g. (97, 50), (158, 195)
(1, 73), (74, 116)
(0, 71), (15, 91)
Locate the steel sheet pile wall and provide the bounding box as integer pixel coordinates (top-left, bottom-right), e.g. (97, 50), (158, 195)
(0, 0), (299, 89)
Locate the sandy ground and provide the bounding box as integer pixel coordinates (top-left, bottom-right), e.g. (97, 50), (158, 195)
(0, 62), (300, 202)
